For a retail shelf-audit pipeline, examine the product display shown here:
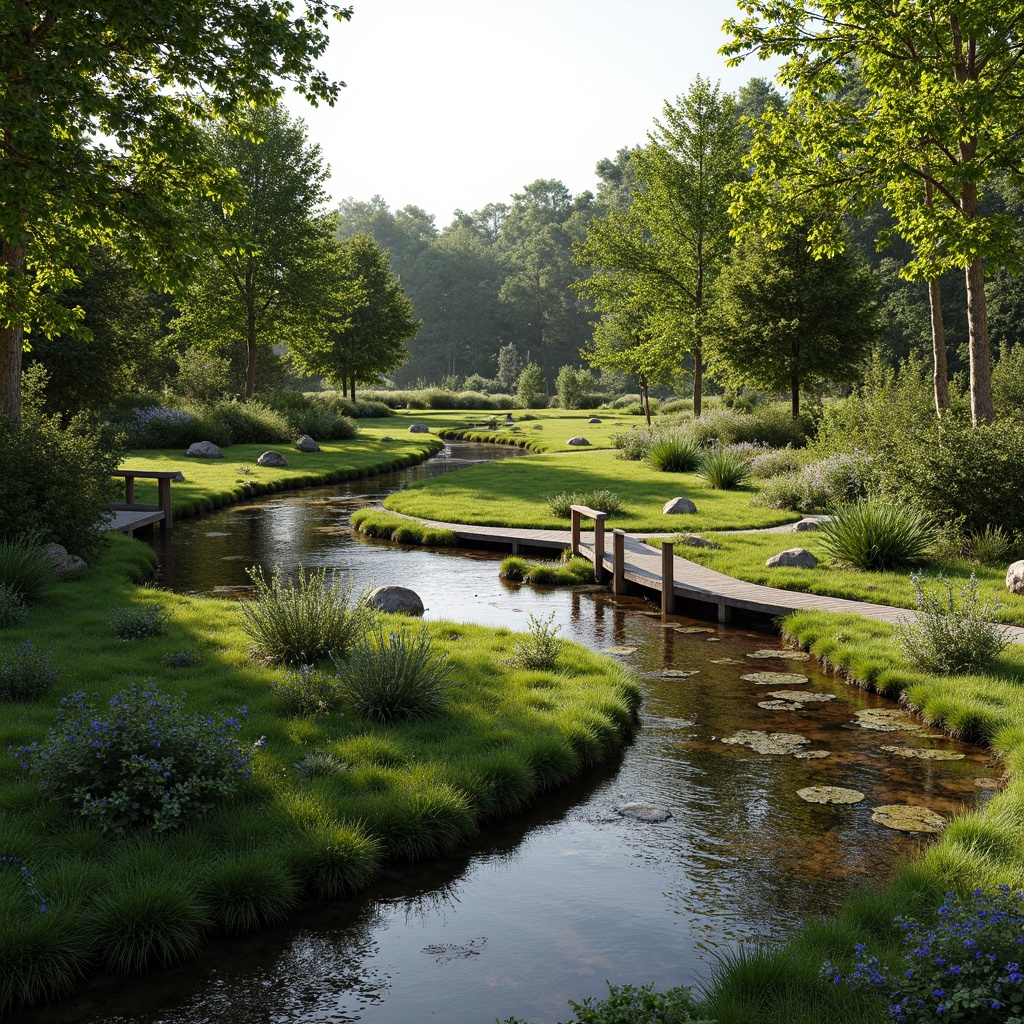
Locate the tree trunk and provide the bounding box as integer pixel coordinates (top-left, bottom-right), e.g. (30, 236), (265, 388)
(0, 241), (26, 424)
(640, 376), (651, 425)
(692, 343), (703, 418)
(964, 256), (994, 424)
(791, 366), (800, 419)
(927, 277), (950, 415)
(244, 271), (257, 400)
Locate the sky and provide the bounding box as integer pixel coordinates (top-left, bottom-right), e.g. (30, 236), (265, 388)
(286, 0), (777, 228)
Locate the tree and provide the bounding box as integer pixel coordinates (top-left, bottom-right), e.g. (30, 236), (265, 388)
(709, 221), (882, 417)
(1, 0), (351, 423)
(288, 234), (420, 399)
(575, 78), (744, 416)
(495, 342), (524, 393)
(723, 1), (1024, 424)
(516, 363), (546, 409)
(169, 103), (342, 399)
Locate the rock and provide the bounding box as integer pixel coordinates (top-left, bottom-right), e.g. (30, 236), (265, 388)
(798, 786), (864, 805)
(380, 435), (394, 442)
(748, 649), (811, 661)
(257, 451), (289, 468)
(566, 436), (590, 446)
(1007, 559), (1024, 595)
(408, 423), (430, 433)
(663, 497), (697, 515)
(171, 471), (186, 483)
(679, 534), (718, 549)
(765, 547), (818, 569)
(617, 802), (672, 823)
(185, 441), (223, 458)
(721, 730), (810, 755)
(794, 518), (821, 532)
(365, 585), (424, 616)
(295, 435), (320, 453)
(44, 543), (86, 574)
(587, 416), (602, 424)
(871, 804), (946, 833)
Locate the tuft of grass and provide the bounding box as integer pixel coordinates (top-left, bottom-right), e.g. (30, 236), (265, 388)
(0, 535), (58, 603)
(648, 435), (703, 473)
(819, 501), (935, 571)
(239, 565), (376, 665)
(0, 642), (59, 702)
(0, 583), (27, 629)
(273, 664), (345, 717)
(523, 734), (582, 791)
(293, 752), (350, 779)
(0, 907), (89, 1012)
(510, 612), (562, 669)
(697, 448), (751, 490)
(198, 852), (299, 933)
(109, 605), (167, 640)
(470, 750), (537, 817)
(350, 509), (456, 547)
(334, 625), (452, 724)
(967, 524), (1016, 567)
(546, 489), (625, 518)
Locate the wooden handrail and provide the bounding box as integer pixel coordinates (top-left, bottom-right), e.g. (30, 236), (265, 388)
(111, 469), (178, 529)
(570, 504), (609, 583)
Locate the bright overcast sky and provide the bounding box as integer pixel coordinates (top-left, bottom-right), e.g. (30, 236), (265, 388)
(287, 0), (777, 227)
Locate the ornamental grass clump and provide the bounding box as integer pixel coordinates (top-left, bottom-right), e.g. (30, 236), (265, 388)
(894, 573), (1011, 674)
(239, 565), (376, 665)
(819, 501), (935, 570)
(0, 534), (57, 602)
(333, 625), (452, 724)
(697, 447), (751, 490)
(824, 886), (1024, 1023)
(511, 611), (563, 670)
(0, 642), (59, 701)
(13, 683), (257, 835)
(0, 583), (27, 630)
(546, 490), (624, 518)
(647, 435), (702, 473)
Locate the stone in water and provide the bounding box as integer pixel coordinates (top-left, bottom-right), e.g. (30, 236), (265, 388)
(880, 745), (965, 761)
(748, 649), (811, 661)
(769, 690), (835, 703)
(721, 730), (810, 755)
(661, 669), (699, 678)
(604, 645), (637, 655)
(758, 699), (802, 710)
(871, 805), (946, 833)
(617, 802), (672, 823)
(797, 786), (864, 804)
(742, 672), (810, 686)
(793, 750), (831, 759)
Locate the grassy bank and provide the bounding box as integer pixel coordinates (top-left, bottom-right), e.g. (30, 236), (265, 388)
(671, 530), (1024, 625)
(384, 449), (800, 532)
(117, 432), (444, 519)
(0, 536), (638, 1012)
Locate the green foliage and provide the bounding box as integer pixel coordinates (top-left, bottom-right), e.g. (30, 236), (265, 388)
(106, 404), (232, 449)
(207, 400), (292, 444)
(333, 625), (452, 724)
(753, 453), (869, 513)
(611, 426), (655, 461)
(350, 509), (456, 547)
(967, 525), (1017, 568)
(14, 683), (254, 835)
(0, 642), (59, 702)
(239, 565), (376, 666)
(567, 981), (713, 1024)
(198, 852), (299, 934)
(648, 434), (702, 472)
(0, 406), (122, 556)
(819, 502), (935, 571)
(993, 342), (1024, 418)
(499, 555), (596, 586)
(555, 365), (595, 410)
(173, 347), (232, 404)
(359, 388), (514, 411)
(162, 649), (202, 669)
(273, 664), (344, 717)
(546, 490), (625, 518)
(0, 535), (58, 602)
(109, 606), (168, 641)
(0, 584), (27, 630)
(894, 573), (1011, 674)
(683, 405), (811, 449)
(511, 612), (563, 670)
(826, 886), (1024, 1024)
(516, 363), (547, 408)
(698, 448), (751, 490)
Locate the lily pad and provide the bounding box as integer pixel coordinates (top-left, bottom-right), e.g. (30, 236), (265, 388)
(871, 804), (947, 833)
(704, 636), (722, 642)
(661, 669), (700, 678)
(797, 786), (864, 804)
(880, 745), (965, 761)
(748, 649), (811, 661)
(721, 730), (810, 755)
(604, 645), (637, 655)
(793, 750), (831, 759)
(711, 658), (747, 665)
(742, 672), (810, 686)
(758, 699), (802, 710)
(769, 690), (836, 703)
(674, 626), (715, 634)
(617, 802), (672, 823)
(853, 709), (920, 732)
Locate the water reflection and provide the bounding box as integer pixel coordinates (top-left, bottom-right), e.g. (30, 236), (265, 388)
(19, 445), (998, 1024)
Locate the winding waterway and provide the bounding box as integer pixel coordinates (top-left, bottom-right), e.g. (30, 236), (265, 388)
(16, 444), (999, 1024)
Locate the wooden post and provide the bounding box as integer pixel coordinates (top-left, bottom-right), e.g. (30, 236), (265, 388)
(158, 477), (173, 529)
(593, 512), (607, 583)
(661, 540), (675, 615)
(718, 599), (732, 624)
(124, 476), (135, 506)
(612, 529), (626, 594)
(570, 506), (582, 557)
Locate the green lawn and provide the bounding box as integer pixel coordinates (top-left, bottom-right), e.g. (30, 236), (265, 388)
(384, 448), (802, 532)
(674, 530), (1024, 625)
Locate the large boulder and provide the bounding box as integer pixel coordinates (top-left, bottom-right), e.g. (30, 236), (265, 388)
(1007, 560), (1024, 596)
(587, 416), (602, 424)
(566, 436), (591, 446)
(295, 435), (320, 453)
(663, 497), (697, 515)
(257, 450), (289, 468)
(44, 543), (86, 574)
(408, 423), (430, 433)
(794, 518), (821, 532)
(766, 547), (818, 569)
(185, 441), (223, 458)
(365, 586), (424, 616)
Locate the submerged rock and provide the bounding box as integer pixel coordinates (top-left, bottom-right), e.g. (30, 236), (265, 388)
(880, 745), (965, 761)
(758, 699), (802, 711)
(721, 730), (810, 755)
(748, 649), (811, 661)
(871, 804), (946, 833)
(797, 786), (864, 804)
(617, 802), (672, 823)
(675, 626), (715, 634)
(768, 690), (836, 703)
(660, 669), (699, 678)
(742, 672), (810, 685)
(852, 709), (920, 732)
(793, 750), (831, 759)
(603, 645), (637, 655)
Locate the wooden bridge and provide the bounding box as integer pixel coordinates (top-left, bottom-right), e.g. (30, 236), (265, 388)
(106, 470), (178, 537)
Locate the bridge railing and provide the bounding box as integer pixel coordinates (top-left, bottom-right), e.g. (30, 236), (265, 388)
(569, 504), (608, 583)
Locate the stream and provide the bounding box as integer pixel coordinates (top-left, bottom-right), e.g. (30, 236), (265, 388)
(16, 444), (999, 1024)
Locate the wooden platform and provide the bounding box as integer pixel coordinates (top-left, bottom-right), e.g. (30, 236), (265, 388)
(106, 469), (179, 537)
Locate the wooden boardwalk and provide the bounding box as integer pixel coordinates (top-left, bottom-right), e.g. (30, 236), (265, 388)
(396, 513), (1024, 646)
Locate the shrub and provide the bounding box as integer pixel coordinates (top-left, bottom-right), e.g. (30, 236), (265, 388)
(967, 524), (1017, 567)
(334, 625), (452, 724)
(511, 611), (562, 670)
(0, 584), (27, 630)
(894, 573), (1011, 674)
(14, 683), (256, 834)
(0, 642), (59, 701)
(238, 565), (376, 665)
(569, 981), (712, 1024)
(546, 490), (625, 518)
(611, 426), (654, 461)
(0, 534), (57, 602)
(647, 435), (702, 472)
(748, 445), (807, 479)
(173, 347), (232, 404)
(208, 400), (292, 445)
(824, 886), (1024, 1024)
(819, 501), (935, 570)
(109, 606), (168, 641)
(697, 448), (751, 490)
(162, 649), (202, 669)
(273, 664), (344, 717)
(753, 452), (870, 513)
(109, 404), (232, 449)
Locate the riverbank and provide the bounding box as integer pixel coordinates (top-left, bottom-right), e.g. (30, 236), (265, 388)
(0, 536), (638, 1013)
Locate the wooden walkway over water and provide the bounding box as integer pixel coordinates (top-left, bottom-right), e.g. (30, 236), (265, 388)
(397, 512), (1024, 646)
